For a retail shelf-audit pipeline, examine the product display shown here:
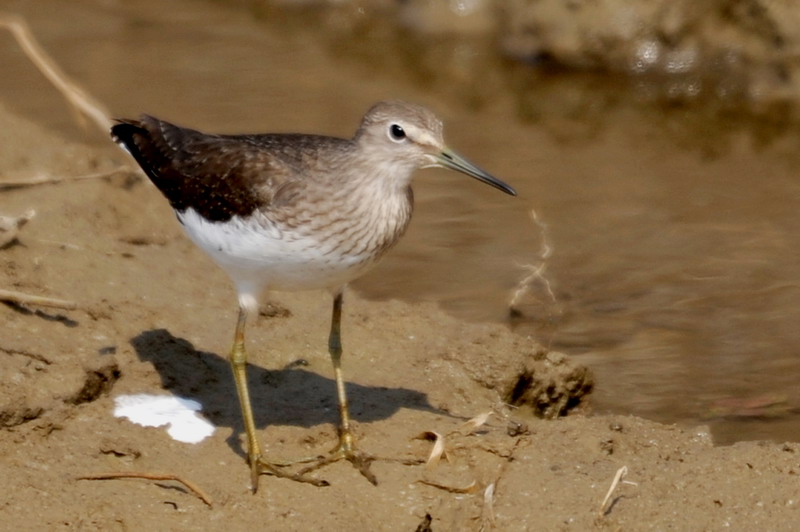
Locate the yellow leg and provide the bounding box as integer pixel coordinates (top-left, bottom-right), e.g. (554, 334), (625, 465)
(295, 291), (377, 484)
(228, 307), (263, 491)
(329, 291), (354, 452)
(228, 306), (328, 492)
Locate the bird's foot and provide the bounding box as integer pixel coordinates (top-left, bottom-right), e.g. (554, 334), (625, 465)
(292, 433), (379, 485)
(249, 455), (330, 492)
(248, 432), (426, 491)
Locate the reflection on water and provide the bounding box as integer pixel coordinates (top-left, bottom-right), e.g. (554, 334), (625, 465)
(4, 0), (800, 444)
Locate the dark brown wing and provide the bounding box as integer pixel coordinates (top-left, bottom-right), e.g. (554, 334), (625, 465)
(111, 115), (303, 222)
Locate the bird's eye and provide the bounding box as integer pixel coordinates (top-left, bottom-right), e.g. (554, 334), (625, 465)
(388, 124), (406, 142)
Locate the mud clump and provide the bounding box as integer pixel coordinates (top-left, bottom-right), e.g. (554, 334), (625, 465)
(504, 350), (593, 418)
(67, 360), (121, 405)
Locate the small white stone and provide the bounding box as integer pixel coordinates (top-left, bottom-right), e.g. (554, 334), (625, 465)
(113, 393), (215, 444)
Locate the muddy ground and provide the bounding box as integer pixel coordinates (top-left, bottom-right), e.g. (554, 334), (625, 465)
(1, 89), (800, 530)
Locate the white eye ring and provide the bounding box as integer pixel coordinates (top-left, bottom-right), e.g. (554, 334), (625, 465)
(388, 123), (406, 142)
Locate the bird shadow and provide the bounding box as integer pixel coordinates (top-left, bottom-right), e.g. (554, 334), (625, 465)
(130, 329), (443, 460)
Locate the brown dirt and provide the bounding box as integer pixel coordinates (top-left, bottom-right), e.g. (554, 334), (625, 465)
(1, 103), (799, 531)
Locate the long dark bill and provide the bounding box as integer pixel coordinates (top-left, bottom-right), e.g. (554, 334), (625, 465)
(437, 148), (516, 196)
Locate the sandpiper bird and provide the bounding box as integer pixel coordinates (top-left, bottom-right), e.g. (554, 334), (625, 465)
(111, 100), (516, 492)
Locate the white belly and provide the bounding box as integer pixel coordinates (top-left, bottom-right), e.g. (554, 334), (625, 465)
(178, 208), (379, 297)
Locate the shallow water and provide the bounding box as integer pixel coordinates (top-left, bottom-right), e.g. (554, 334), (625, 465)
(3, 0), (800, 444)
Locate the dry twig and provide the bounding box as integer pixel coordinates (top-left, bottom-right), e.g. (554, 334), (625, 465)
(0, 288), (77, 310)
(480, 482), (496, 531)
(0, 168), (132, 191)
(0, 209), (35, 247)
(77, 472), (213, 508)
(415, 431), (449, 468)
(0, 345), (52, 365)
(599, 465), (636, 516)
(0, 13), (111, 134)
(458, 411), (493, 435)
(417, 479), (479, 494)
